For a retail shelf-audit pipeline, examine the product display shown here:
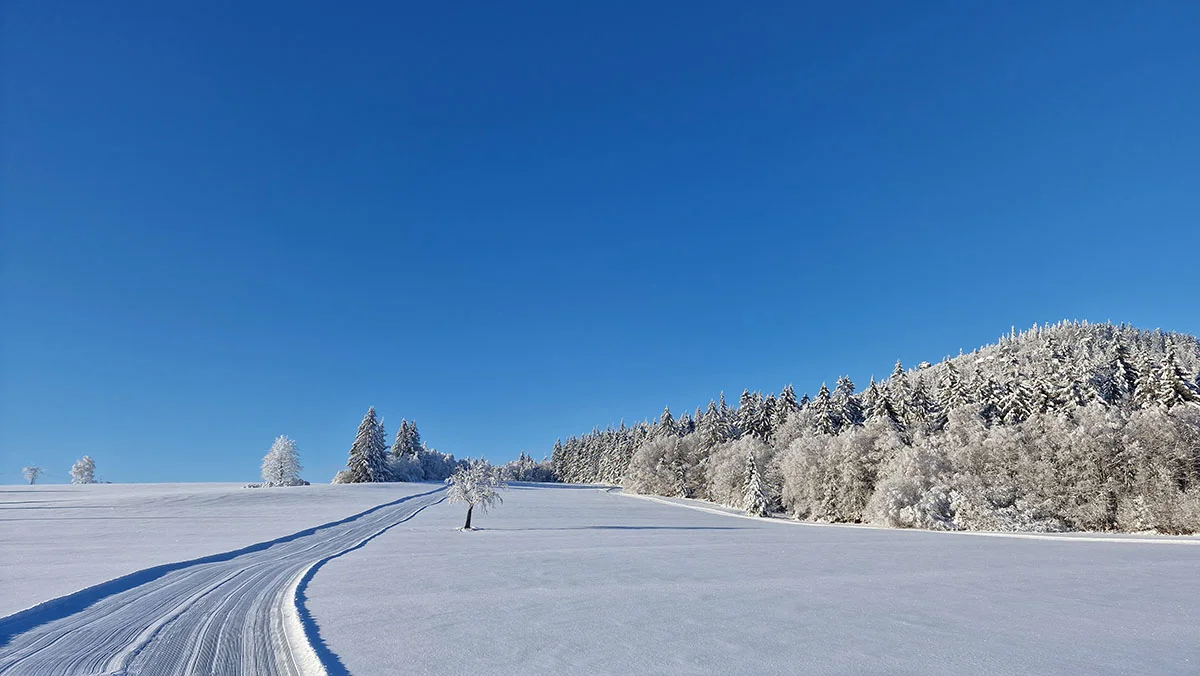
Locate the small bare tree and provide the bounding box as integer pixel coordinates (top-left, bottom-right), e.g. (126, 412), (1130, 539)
(23, 465), (43, 485)
(446, 462), (505, 530)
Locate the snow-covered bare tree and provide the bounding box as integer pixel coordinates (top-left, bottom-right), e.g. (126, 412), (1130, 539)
(23, 465), (43, 485)
(446, 462), (505, 530)
(261, 435), (304, 486)
(70, 456), (96, 484)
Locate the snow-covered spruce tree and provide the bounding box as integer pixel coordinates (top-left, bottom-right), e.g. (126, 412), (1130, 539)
(261, 435), (304, 486)
(344, 407), (390, 483)
(809, 383), (841, 435)
(743, 452), (769, 516)
(23, 465), (43, 485)
(833, 376), (864, 429)
(446, 462), (505, 530)
(70, 456), (96, 484)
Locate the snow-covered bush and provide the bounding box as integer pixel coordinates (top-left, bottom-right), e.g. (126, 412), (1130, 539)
(497, 452), (555, 482)
(388, 453), (425, 482)
(863, 444), (953, 529)
(705, 436), (773, 507)
(418, 447), (460, 482)
(70, 456), (96, 484)
(623, 435), (703, 497)
(22, 466), (42, 485)
(261, 435), (305, 486)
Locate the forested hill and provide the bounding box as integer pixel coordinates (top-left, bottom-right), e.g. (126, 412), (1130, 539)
(549, 321), (1200, 534)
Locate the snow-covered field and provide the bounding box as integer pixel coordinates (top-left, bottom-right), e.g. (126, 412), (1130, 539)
(0, 482), (442, 674)
(0, 482), (433, 616)
(305, 484), (1200, 676)
(2, 482), (1198, 675)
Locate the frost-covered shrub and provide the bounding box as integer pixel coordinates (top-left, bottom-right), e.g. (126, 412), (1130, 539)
(497, 452), (555, 482)
(1118, 407), (1200, 533)
(389, 454), (425, 482)
(777, 420), (901, 522)
(705, 437), (773, 507)
(418, 447), (460, 482)
(863, 443), (954, 529)
(623, 435), (702, 497)
(776, 433), (837, 520)
(70, 456), (97, 484)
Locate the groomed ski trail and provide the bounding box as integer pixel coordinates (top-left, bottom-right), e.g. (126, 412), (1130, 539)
(0, 487), (445, 676)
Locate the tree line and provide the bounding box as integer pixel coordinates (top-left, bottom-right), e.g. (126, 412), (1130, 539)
(548, 321), (1200, 533)
(334, 407), (553, 485)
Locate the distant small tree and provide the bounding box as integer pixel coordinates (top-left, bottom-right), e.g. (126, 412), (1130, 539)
(262, 435), (304, 486)
(743, 452), (769, 517)
(446, 462), (505, 530)
(22, 465), (43, 485)
(70, 456), (96, 484)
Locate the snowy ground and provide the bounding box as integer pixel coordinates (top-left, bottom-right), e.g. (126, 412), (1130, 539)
(0, 482), (433, 616)
(0, 482), (443, 675)
(305, 484), (1200, 676)
(3, 483), (1197, 675)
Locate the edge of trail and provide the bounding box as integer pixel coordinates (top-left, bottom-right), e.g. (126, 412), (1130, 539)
(613, 488), (1200, 545)
(0, 485), (447, 654)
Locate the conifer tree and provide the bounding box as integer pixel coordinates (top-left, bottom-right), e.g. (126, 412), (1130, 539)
(1107, 342), (1140, 404)
(700, 400), (730, 448)
(743, 452), (769, 517)
(656, 406), (677, 439)
(345, 407), (388, 483)
(1155, 350), (1200, 409)
(866, 385), (905, 436)
(776, 384), (801, 427)
(938, 361), (971, 410)
(810, 383), (842, 435)
(833, 376), (865, 428)
(392, 420), (422, 460)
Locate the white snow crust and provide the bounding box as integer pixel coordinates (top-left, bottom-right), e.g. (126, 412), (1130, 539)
(305, 484), (1200, 676)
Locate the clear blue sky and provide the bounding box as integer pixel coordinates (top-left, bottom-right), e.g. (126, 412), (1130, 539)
(2, 1), (1198, 483)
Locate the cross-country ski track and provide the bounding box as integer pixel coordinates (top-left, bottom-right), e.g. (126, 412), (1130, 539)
(0, 487), (446, 676)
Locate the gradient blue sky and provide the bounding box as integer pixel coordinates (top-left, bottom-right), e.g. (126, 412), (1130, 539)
(3, 1), (1199, 483)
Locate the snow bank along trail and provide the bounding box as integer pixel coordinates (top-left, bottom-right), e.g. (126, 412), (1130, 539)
(0, 487), (445, 675)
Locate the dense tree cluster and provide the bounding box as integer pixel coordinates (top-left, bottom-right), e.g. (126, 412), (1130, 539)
(334, 408), (552, 484)
(548, 321), (1200, 533)
(335, 407), (462, 483)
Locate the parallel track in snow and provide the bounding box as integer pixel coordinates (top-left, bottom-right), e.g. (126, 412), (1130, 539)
(0, 487), (445, 676)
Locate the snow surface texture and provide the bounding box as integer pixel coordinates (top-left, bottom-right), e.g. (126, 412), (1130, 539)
(305, 484), (1200, 676)
(0, 482), (442, 675)
(0, 482), (431, 616)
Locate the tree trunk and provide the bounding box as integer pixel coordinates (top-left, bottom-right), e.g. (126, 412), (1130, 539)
(463, 504), (474, 530)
